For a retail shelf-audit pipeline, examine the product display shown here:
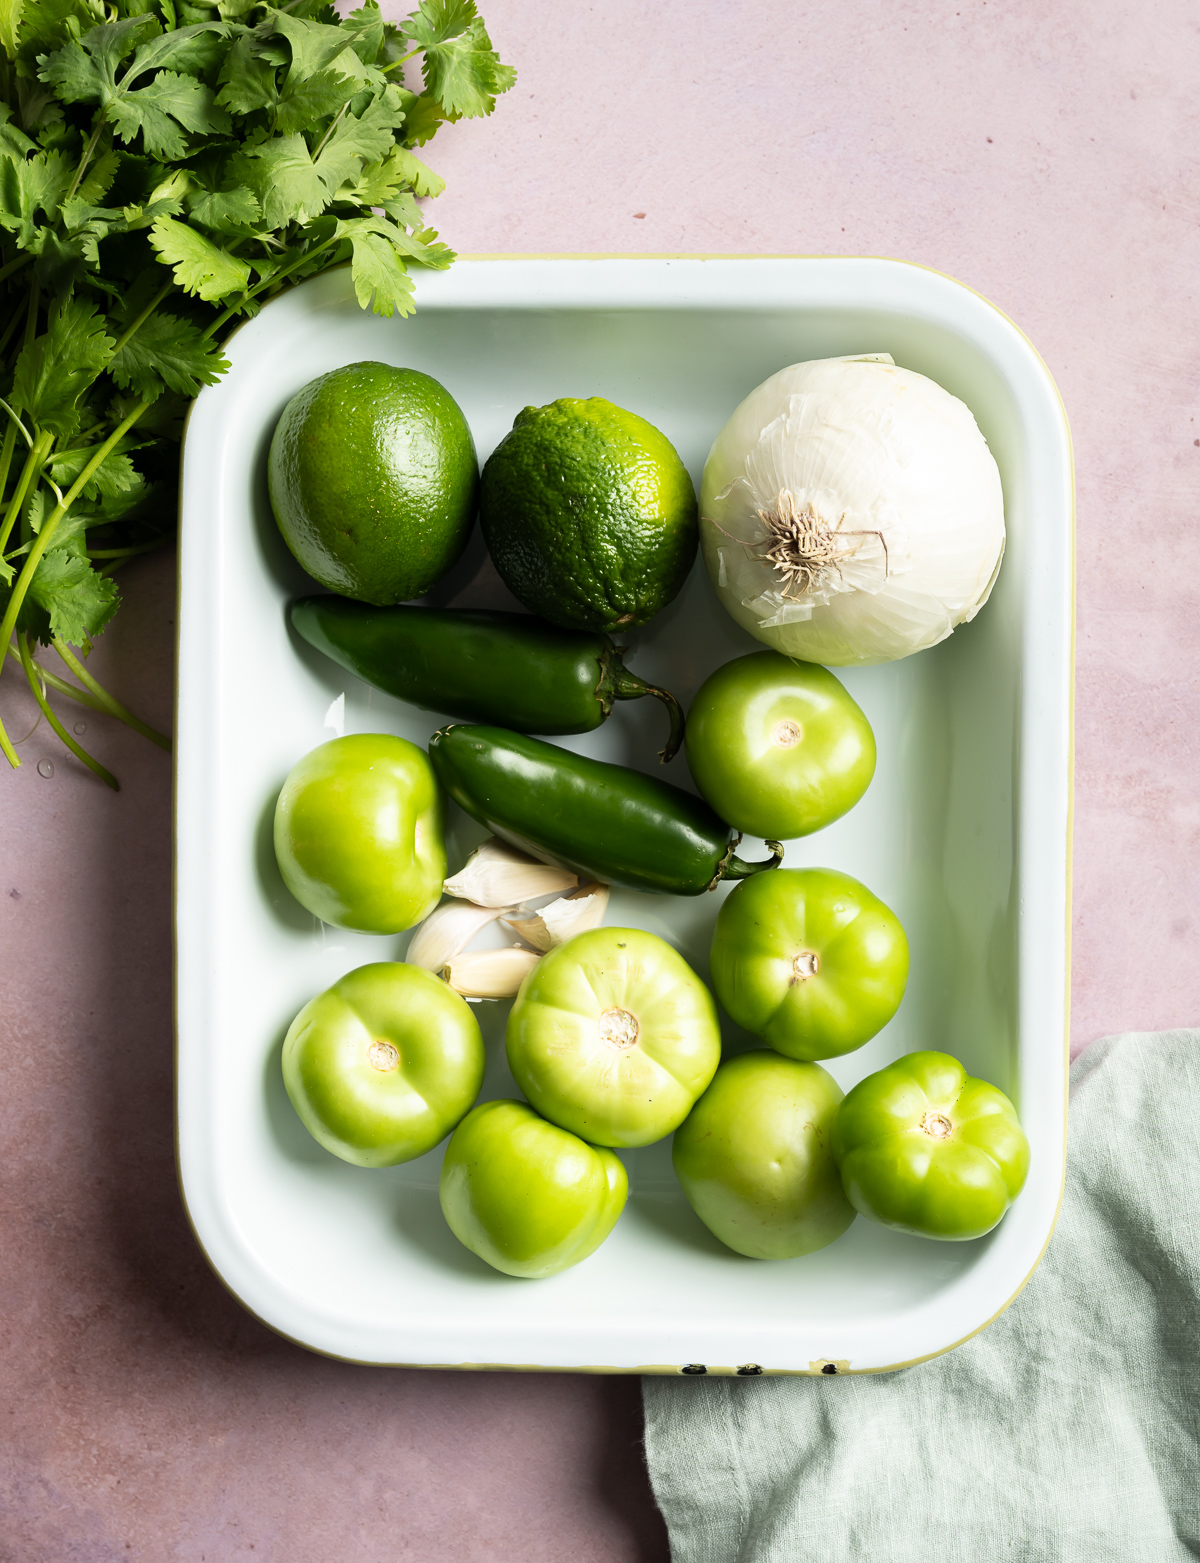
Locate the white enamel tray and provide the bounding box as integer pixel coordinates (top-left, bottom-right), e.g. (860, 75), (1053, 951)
(176, 257), (1073, 1375)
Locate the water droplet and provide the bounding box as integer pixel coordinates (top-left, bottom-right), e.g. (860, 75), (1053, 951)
(73, 722), (87, 735)
(37, 759), (54, 778)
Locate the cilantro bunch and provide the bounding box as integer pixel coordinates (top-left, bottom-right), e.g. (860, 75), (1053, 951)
(0, 0), (513, 787)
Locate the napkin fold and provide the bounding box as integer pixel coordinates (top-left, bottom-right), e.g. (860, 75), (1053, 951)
(643, 1030), (1200, 1562)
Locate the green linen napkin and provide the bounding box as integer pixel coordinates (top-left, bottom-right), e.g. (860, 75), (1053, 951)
(643, 1030), (1200, 1562)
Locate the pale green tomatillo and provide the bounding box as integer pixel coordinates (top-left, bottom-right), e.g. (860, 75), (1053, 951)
(832, 1050), (1030, 1240)
(673, 1051), (855, 1259)
(282, 962), (484, 1167)
(710, 867), (908, 1061)
(506, 927), (721, 1148)
(439, 1099), (628, 1278)
(685, 651), (875, 840)
(273, 732), (445, 933)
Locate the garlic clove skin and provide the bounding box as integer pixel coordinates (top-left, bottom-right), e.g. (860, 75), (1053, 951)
(443, 837), (577, 908)
(406, 898), (507, 971)
(503, 882), (611, 953)
(443, 947), (541, 999)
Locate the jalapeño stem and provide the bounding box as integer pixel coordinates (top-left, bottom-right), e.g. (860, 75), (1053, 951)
(601, 651), (686, 763)
(709, 837), (785, 891)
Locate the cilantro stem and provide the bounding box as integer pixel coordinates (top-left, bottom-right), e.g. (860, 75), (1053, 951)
(0, 401), (151, 698)
(0, 398), (33, 449)
(311, 102), (351, 162)
(51, 637), (171, 752)
(109, 280), (174, 360)
(0, 682), (18, 768)
(205, 236), (339, 339)
(86, 540), (166, 560)
(0, 253), (32, 287)
(19, 631), (118, 790)
(0, 426), (16, 517)
(4, 639), (111, 714)
(0, 306), (23, 363)
(65, 118), (107, 204)
(0, 430), (54, 558)
(381, 46), (423, 75)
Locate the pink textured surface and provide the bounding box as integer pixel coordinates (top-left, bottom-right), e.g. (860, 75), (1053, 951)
(3, 1), (1199, 1555)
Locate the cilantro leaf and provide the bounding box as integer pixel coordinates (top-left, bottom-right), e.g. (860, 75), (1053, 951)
(24, 548), (120, 646)
(128, 21), (231, 78)
(339, 220), (414, 317)
(214, 33), (280, 115)
(345, 142), (444, 205)
(0, 0), (24, 57)
(75, 146), (121, 205)
(402, 0), (514, 118)
(0, 107), (36, 158)
(400, 90), (451, 147)
(187, 183), (261, 234)
(0, 148), (74, 249)
(227, 132), (328, 225)
(273, 64), (360, 136)
(106, 70), (232, 160)
(380, 188), (424, 229)
(109, 308), (230, 398)
(48, 443), (140, 500)
(39, 21), (232, 160)
(269, 12), (367, 85)
(312, 86), (398, 193)
(339, 2), (385, 68)
(148, 213), (251, 301)
(33, 220), (107, 291)
(11, 296), (114, 438)
(36, 15), (162, 104)
(15, 0), (105, 63)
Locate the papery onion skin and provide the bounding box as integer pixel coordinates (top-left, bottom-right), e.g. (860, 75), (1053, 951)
(699, 356), (1006, 666)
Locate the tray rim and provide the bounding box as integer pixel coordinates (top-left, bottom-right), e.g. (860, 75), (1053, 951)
(173, 251), (1076, 1376)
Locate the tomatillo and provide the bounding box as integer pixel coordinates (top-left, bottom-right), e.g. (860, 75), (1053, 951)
(832, 1050), (1030, 1240)
(273, 732), (445, 933)
(710, 867), (908, 1061)
(439, 1099), (628, 1278)
(685, 652), (875, 841)
(282, 962), (484, 1167)
(506, 927), (721, 1148)
(673, 1052), (855, 1259)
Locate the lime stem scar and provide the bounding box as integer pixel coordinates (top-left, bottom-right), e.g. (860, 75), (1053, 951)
(773, 719), (802, 748)
(792, 951), (820, 981)
(921, 1111), (953, 1139)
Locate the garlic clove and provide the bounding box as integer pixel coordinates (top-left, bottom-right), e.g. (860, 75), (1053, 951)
(443, 947), (541, 999)
(443, 837), (577, 908)
(503, 881), (610, 953)
(406, 898), (506, 971)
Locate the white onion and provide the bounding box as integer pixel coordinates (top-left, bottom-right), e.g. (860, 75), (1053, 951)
(700, 354), (1005, 665)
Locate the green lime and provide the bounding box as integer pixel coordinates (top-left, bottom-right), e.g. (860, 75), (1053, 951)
(268, 361), (478, 605)
(478, 398), (697, 632)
